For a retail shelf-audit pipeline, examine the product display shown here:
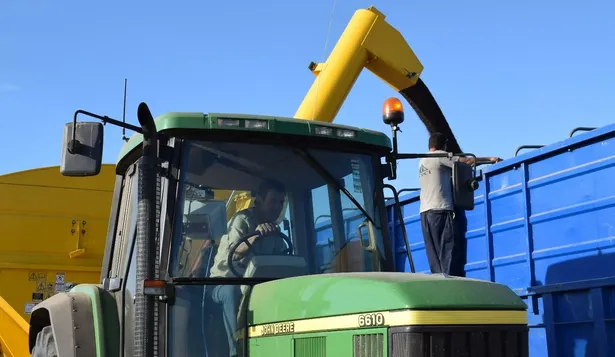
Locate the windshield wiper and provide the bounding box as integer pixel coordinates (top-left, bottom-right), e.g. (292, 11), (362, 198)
(293, 148), (377, 227)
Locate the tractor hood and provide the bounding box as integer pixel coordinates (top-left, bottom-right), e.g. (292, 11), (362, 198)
(247, 272), (526, 325)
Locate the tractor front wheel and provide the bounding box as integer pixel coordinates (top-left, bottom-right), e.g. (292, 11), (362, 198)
(31, 326), (58, 357)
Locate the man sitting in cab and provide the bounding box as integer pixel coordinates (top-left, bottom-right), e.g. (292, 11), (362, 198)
(207, 179), (289, 357)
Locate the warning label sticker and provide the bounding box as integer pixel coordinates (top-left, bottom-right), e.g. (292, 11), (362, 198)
(55, 273), (65, 284)
(28, 272), (45, 281)
(36, 281), (46, 292)
(27, 271), (73, 301)
(24, 303), (36, 314)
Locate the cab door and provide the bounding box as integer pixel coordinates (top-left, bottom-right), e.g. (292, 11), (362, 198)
(104, 163), (139, 357)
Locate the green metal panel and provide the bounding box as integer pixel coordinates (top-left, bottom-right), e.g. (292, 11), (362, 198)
(248, 333), (294, 357)
(248, 272), (527, 325)
(116, 112), (392, 163)
(248, 327), (386, 357)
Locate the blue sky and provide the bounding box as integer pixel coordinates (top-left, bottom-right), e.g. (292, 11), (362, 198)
(1, 0), (613, 191)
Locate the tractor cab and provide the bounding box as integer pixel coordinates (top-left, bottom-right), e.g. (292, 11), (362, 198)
(50, 100), (481, 357)
(90, 110), (402, 357)
(164, 137), (391, 357)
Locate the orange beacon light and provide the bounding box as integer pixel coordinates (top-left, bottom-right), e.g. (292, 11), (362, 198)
(382, 97), (404, 127)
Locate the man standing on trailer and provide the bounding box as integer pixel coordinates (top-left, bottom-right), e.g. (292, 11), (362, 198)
(418, 132), (501, 276)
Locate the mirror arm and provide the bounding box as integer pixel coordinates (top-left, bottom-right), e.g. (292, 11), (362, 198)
(385, 154), (397, 181)
(69, 109), (144, 154)
(385, 125), (401, 180)
(392, 152), (479, 177)
(74, 109), (144, 133)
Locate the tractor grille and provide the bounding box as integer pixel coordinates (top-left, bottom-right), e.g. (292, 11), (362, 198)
(294, 336), (326, 357)
(389, 325), (528, 357)
(353, 333), (384, 357)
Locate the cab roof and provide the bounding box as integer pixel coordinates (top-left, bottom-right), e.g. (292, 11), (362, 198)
(117, 112), (392, 164)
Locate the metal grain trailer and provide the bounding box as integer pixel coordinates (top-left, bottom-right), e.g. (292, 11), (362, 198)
(387, 125), (615, 357)
(0, 164), (115, 356)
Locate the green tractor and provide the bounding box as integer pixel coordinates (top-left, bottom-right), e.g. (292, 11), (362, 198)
(28, 100), (528, 357)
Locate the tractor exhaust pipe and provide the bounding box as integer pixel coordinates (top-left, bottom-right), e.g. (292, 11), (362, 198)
(135, 102), (158, 357)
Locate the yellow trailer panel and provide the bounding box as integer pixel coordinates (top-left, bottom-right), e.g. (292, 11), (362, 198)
(0, 164), (115, 321)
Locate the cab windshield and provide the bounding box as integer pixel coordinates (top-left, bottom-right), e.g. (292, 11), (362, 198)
(168, 140), (387, 279)
(166, 139), (389, 357)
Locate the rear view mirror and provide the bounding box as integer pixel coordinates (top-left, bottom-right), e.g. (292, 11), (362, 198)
(452, 161), (479, 210)
(357, 219), (378, 252)
(183, 201), (228, 241)
(60, 122), (104, 176)
(183, 215), (213, 240)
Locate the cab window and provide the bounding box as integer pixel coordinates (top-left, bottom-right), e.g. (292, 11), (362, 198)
(168, 140), (385, 279)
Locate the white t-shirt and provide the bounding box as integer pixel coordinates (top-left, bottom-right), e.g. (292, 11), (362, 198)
(418, 150), (459, 213)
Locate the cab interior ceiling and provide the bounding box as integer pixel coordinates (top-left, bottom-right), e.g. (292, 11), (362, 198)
(184, 142), (357, 192)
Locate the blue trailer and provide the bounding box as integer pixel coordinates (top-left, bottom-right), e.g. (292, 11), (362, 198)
(386, 124), (615, 357)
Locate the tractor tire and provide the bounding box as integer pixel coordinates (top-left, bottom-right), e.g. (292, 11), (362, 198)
(31, 326), (58, 357)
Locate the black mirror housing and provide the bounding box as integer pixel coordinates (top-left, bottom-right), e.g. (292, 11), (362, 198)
(452, 161), (478, 210)
(60, 122), (104, 177)
(183, 215), (213, 240)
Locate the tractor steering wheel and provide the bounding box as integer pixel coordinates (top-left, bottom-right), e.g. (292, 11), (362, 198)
(227, 230), (293, 277)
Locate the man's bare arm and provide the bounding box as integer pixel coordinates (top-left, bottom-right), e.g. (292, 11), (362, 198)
(459, 156), (503, 165)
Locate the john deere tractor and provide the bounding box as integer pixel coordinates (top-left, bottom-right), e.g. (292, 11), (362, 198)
(26, 97), (528, 357)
